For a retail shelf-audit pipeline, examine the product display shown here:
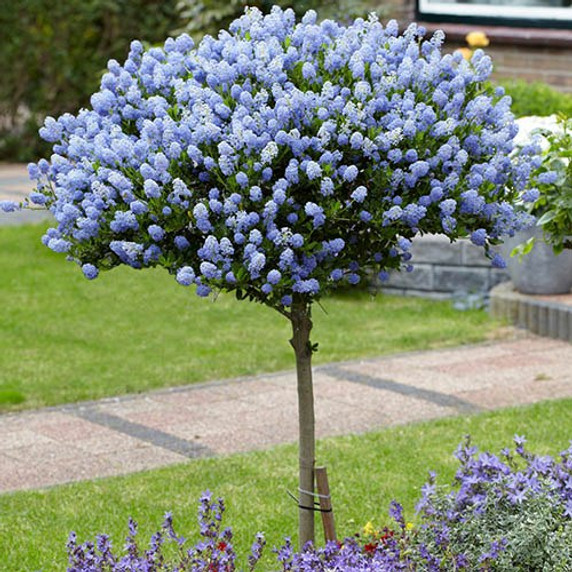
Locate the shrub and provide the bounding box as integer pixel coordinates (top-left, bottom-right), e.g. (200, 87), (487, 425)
(412, 435), (572, 570)
(527, 115), (572, 253)
(19, 9), (538, 298)
(498, 79), (572, 119)
(510, 114), (572, 255)
(66, 437), (572, 570)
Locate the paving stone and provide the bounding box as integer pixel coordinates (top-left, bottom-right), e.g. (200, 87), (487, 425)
(199, 428), (286, 455)
(402, 289), (451, 300)
(0, 429), (54, 451)
(462, 241), (493, 267)
(538, 304), (549, 337)
(490, 269), (511, 287)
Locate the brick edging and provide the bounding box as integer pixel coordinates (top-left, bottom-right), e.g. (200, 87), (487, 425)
(490, 282), (572, 342)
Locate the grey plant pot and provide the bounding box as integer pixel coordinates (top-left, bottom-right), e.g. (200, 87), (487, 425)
(501, 227), (572, 295)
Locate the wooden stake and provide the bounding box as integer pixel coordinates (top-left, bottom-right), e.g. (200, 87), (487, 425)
(315, 466), (336, 543)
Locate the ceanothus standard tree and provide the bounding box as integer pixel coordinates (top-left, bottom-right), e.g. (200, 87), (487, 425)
(4, 7), (540, 546)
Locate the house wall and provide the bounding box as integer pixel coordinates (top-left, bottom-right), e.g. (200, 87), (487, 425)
(440, 29), (572, 93)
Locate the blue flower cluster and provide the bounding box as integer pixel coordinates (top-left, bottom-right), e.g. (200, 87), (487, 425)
(25, 7), (538, 309)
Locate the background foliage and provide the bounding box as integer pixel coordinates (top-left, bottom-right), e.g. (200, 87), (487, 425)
(0, 0), (180, 162)
(0, 0), (386, 163)
(500, 78), (572, 119)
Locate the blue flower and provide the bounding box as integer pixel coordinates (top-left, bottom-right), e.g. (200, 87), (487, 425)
(130, 200), (148, 215)
(306, 161), (322, 180)
(148, 225), (165, 242)
(491, 253), (506, 269)
(235, 172), (249, 188)
(439, 199), (457, 216)
(470, 229), (487, 246)
(144, 180), (161, 199)
(176, 266), (195, 286)
(304, 203), (325, 228)
(351, 186), (367, 203)
(110, 211), (139, 233)
(343, 165), (358, 182)
(290, 234), (304, 248)
(174, 236), (190, 250)
(0, 200), (21, 212)
(267, 269), (281, 285)
(281, 295), (292, 306)
(81, 263), (99, 280)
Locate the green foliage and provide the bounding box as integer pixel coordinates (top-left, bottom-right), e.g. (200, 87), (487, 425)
(0, 0), (180, 162)
(499, 79), (572, 119)
(532, 115), (572, 253)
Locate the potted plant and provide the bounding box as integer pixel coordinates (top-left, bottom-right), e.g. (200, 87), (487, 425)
(502, 114), (572, 295)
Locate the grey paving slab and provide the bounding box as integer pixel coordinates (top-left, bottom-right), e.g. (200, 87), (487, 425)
(0, 336), (570, 494)
(72, 408), (213, 459)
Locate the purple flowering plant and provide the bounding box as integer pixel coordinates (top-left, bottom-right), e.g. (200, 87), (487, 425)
(67, 437), (572, 571)
(4, 6), (540, 544)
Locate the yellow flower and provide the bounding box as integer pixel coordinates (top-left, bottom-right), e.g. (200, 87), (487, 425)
(465, 31), (490, 48)
(406, 522), (415, 531)
(456, 47), (473, 61)
(362, 521), (376, 536)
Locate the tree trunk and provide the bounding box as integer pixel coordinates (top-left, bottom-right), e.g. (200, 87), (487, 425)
(290, 295), (315, 547)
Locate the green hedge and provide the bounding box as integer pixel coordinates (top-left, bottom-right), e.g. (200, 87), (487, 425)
(499, 78), (572, 119)
(0, 0), (180, 162)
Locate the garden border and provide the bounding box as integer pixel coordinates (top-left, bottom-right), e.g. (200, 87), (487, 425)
(490, 281), (572, 342)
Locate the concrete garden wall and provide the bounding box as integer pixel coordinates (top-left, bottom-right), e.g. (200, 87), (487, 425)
(380, 234), (509, 299)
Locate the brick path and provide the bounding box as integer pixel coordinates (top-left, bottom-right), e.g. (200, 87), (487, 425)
(1, 336), (570, 493)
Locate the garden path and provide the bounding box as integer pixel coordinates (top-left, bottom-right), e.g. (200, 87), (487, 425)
(1, 164), (571, 494)
(1, 335), (571, 493)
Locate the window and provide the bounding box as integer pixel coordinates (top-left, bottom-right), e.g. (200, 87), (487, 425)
(417, 0), (572, 28)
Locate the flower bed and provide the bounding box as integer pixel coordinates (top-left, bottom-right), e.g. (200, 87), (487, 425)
(67, 436), (572, 571)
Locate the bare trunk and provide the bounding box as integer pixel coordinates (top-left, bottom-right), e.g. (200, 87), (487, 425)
(290, 295), (315, 547)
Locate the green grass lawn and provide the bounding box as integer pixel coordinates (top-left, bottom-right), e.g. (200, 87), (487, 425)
(0, 399), (570, 571)
(1, 224), (500, 412)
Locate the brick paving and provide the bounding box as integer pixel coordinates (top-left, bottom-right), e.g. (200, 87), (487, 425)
(1, 164), (571, 494)
(1, 336), (570, 493)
